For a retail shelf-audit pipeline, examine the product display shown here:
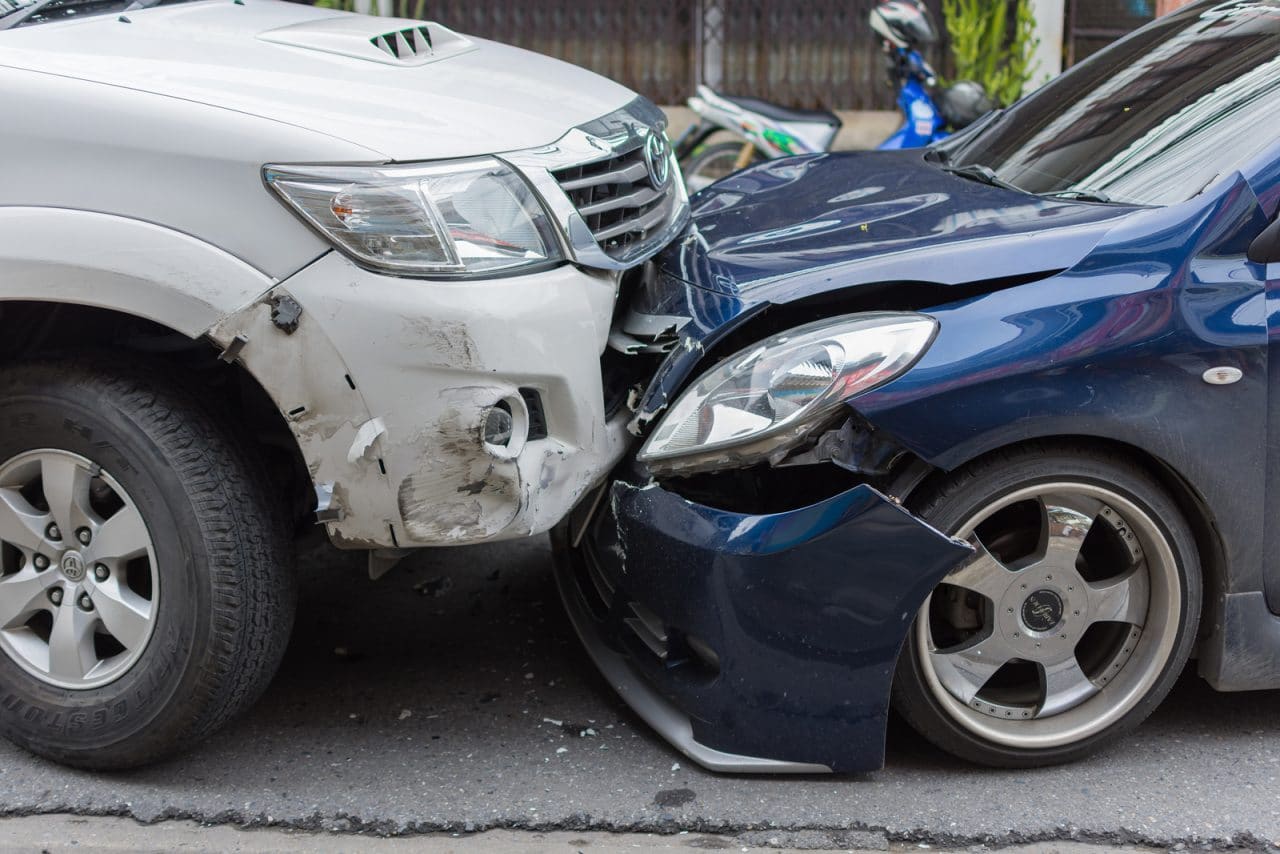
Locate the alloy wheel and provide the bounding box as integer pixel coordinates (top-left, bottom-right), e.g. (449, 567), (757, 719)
(915, 481), (1181, 749)
(0, 449), (158, 690)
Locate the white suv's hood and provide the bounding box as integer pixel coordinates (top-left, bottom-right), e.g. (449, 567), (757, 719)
(0, 0), (637, 160)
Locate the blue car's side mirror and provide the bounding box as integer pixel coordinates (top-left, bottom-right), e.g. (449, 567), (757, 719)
(1248, 216), (1280, 264)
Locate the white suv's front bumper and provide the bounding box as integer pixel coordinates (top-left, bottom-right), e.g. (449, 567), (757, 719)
(210, 252), (631, 550)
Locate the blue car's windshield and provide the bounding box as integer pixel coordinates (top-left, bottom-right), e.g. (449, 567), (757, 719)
(950, 0), (1280, 207)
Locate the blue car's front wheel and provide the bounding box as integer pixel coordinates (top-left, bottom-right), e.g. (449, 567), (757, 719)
(893, 443), (1201, 767)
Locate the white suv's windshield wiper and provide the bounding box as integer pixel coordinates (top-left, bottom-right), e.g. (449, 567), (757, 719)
(0, 0), (175, 28)
(0, 0), (105, 27)
(0, 0), (31, 18)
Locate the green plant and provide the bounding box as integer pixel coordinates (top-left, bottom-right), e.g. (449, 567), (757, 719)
(942, 0), (1040, 106)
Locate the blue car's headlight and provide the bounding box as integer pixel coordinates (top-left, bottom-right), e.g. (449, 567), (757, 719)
(639, 313), (938, 473)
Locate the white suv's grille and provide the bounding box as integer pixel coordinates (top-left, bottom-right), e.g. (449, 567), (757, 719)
(552, 138), (679, 262)
(503, 98), (689, 271)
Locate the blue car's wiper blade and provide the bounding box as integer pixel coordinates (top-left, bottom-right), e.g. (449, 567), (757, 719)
(942, 163), (1023, 193)
(1041, 189), (1117, 204)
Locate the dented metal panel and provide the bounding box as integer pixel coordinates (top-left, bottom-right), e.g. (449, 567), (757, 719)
(208, 285), (398, 549)
(209, 252), (632, 550)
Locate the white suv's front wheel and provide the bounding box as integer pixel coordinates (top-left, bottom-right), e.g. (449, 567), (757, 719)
(0, 358), (295, 769)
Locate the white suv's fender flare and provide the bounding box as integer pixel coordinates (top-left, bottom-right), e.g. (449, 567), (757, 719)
(0, 207), (283, 335)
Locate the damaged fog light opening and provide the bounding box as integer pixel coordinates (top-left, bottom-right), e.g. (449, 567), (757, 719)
(481, 395), (530, 459)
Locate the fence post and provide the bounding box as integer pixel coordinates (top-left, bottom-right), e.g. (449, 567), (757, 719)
(697, 0), (725, 90)
(1026, 0), (1065, 91)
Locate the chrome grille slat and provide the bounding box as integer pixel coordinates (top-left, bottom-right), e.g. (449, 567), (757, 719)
(578, 184), (663, 218)
(558, 160), (649, 191)
(592, 195), (672, 242)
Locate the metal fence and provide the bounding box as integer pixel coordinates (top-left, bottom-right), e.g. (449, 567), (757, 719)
(1065, 0), (1154, 65)
(422, 1), (1153, 110)
(424, 0), (946, 110)
(708, 0), (947, 110)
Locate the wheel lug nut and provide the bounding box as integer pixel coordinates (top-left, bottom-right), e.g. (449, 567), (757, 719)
(76, 528), (91, 546)
(48, 588), (63, 606)
(46, 523), (61, 541)
(93, 563), (109, 581)
(32, 554), (49, 570)
(77, 594), (93, 611)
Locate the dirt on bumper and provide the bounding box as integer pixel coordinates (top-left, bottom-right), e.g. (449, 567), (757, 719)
(553, 477), (972, 773)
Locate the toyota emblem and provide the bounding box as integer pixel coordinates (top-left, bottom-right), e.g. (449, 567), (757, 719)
(643, 131), (672, 190)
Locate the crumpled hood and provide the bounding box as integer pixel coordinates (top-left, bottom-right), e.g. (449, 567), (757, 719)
(631, 149), (1143, 430)
(0, 0), (636, 160)
(659, 150), (1135, 303)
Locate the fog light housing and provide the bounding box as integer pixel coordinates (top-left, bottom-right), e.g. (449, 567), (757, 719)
(480, 396), (530, 460)
(483, 402), (514, 447)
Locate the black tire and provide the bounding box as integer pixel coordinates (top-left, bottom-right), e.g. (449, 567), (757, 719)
(682, 141), (761, 192)
(892, 443), (1201, 768)
(0, 357), (296, 769)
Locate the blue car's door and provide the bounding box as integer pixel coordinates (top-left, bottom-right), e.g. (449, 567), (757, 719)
(1267, 226), (1280, 606)
(1252, 162), (1280, 610)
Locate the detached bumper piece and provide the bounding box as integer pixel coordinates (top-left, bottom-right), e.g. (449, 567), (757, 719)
(553, 479), (971, 773)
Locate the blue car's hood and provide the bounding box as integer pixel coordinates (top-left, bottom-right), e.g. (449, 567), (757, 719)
(631, 150), (1143, 429)
(659, 150), (1134, 303)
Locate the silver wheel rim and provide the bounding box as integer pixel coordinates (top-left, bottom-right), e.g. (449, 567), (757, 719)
(915, 481), (1181, 750)
(0, 449), (159, 690)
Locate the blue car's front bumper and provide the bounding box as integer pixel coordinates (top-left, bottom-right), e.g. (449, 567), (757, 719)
(552, 477), (971, 773)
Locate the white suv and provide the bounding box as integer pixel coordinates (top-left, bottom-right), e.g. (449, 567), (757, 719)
(0, 0), (686, 768)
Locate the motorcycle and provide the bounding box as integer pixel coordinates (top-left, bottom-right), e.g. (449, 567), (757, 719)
(674, 45), (991, 192)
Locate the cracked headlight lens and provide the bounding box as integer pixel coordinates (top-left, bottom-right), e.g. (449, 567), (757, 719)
(639, 313), (937, 470)
(265, 158), (563, 278)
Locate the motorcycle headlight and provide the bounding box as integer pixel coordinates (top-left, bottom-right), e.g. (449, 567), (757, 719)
(639, 313), (938, 472)
(264, 158), (563, 278)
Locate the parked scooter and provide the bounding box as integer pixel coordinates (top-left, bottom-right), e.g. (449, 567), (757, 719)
(674, 0), (992, 191)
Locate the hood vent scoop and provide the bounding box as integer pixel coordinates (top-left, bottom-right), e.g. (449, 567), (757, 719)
(259, 16), (474, 67)
(371, 26), (432, 61)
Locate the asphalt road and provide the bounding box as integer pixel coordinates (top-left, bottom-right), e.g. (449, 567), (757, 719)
(2, 536), (1279, 850)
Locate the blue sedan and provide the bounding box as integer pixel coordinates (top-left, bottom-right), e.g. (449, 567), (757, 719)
(555, 0), (1280, 772)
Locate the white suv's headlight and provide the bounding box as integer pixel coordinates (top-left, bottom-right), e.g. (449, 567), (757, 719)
(639, 313), (938, 471)
(264, 158), (564, 278)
